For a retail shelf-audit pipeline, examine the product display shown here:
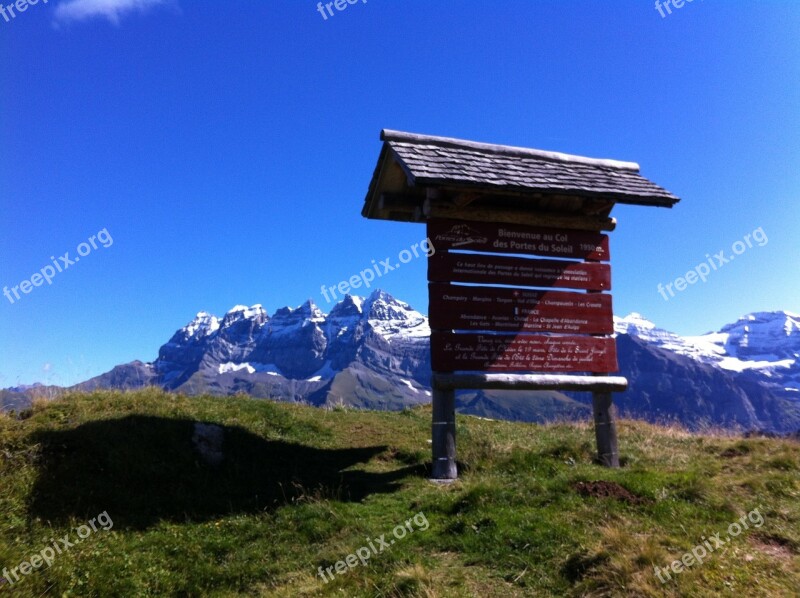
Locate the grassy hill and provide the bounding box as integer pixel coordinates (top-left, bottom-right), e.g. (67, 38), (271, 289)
(0, 390), (798, 597)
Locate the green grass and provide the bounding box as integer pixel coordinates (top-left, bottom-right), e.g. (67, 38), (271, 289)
(0, 389), (798, 597)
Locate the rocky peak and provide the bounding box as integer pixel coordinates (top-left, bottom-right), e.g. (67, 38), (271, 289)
(220, 305), (268, 329)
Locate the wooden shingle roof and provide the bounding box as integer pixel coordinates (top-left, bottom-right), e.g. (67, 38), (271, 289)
(362, 130), (680, 231)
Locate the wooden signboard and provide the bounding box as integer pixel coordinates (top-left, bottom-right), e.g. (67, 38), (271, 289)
(358, 131), (675, 477)
(427, 219), (610, 261)
(428, 283), (614, 334)
(430, 332), (618, 373)
(426, 219), (617, 374)
(428, 252), (611, 291)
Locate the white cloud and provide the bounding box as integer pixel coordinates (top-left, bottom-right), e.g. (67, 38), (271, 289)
(54, 0), (173, 25)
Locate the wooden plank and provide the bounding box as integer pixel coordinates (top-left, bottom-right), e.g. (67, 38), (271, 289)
(422, 198), (617, 231)
(432, 372), (628, 392)
(428, 283), (613, 334)
(431, 332), (618, 373)
(428, 252), (611, 291)
(427, 219), (610, 261)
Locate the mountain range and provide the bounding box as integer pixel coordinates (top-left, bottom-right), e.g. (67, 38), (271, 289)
(3, 290), (799, 433)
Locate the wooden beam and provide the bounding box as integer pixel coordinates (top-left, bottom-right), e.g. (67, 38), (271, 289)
(582, 198), (616, 216)
(377, 192), (618, 230)
(432, 373), (628, 392)
(374, 194), (422, 222)
(451, 190), (481, 208)
(379, 193), (420, 211)
(423, 198), (616, 231)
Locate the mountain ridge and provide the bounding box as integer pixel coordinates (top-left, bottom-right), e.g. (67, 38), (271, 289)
(3, 291), (798, 433)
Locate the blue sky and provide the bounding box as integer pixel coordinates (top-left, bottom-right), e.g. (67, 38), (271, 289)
(1, 0), (798, 387)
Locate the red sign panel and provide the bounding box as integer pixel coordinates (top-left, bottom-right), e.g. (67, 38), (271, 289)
(427, 219), (610, 261)
(430, 332), (618, 373)
(428, 252), (611, 291)
(428, 283), (614, 334)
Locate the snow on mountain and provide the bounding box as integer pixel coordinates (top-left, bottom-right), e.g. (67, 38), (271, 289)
(269, 300), (325, 331)
(224, 304), (267, 321)
(616, 311), (800, 396)
(130, 289), (432, 407)
(62, 296), (798, 432)
(325, 295), (364, 339)
(701, 311), (800, 361)
(217, 362), (281, 376)
(614, 313), (722, 362)
(362, 290), (429, 340)
(177, 311), (221, 342)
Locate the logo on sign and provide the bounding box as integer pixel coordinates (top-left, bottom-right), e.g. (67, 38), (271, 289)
(433, 224), (488, 248)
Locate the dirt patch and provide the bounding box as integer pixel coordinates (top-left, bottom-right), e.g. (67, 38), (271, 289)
(720, 446), (750, 458)
(572, 480), (648, 505)
(749, 533), (796, 560)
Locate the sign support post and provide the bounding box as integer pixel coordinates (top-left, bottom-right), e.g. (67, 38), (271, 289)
(592, 391), (619, 467)
(431, 387), (457, 479)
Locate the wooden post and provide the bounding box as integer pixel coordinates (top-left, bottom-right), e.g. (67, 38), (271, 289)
(592, 391), (619, 467)
(431, 383), (457, 480)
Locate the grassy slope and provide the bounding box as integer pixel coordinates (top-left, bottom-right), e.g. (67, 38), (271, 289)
(0, 389), (797, 597)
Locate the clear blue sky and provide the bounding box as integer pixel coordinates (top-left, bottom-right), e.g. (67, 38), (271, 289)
(1, 0), (798, 387)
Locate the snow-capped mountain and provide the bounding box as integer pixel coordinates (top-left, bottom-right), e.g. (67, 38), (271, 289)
(5, 293), (797, 433)
(77, 290), (432, 410)
(614, 311), (800, 402)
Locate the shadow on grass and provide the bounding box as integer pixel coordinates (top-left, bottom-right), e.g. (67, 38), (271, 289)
(28, 415), (424, 530)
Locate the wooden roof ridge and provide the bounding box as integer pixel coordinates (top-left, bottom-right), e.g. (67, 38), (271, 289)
(381, 129), (641, 172)
(362, 129), (681, 227)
